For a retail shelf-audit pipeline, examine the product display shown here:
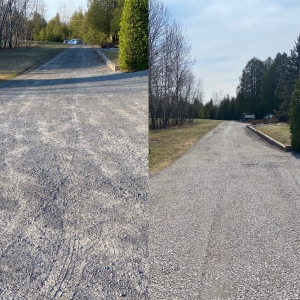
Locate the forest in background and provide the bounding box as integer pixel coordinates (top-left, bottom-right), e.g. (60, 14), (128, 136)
(150, 29), (300, 127)
(149, 0), (300, 127)
(194, 34), (300, 123)
(0, 0), (125, 49)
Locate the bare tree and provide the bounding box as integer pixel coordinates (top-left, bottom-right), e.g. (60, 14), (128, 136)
(211, 90), (223, 106)
(58, 0), (73, 24)
(0, 0), (46, 49)
(149, 0), (196, 129)
(193, 78), (205, 102)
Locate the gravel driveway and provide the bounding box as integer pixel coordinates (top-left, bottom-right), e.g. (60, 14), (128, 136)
(0, 46), (148, 299)
(150, 121), (300, 299)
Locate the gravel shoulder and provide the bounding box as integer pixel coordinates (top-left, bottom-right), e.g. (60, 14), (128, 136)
(149, 121), (300, 299)
(0, 46), (148, 299)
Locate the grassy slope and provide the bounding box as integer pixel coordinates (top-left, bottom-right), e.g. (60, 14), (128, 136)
(0, 42), (70, 81)
(149, 119), (223, 173)
(100, 49), (119, 65)
(255, 123), (291, 145)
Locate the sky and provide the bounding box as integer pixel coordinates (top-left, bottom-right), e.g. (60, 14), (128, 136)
(46, 0), (87, 21)
(161, 0), (300, 102)
(46, 0), (300, 102)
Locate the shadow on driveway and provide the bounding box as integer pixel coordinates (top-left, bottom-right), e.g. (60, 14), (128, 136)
(0, 70), (148, 89)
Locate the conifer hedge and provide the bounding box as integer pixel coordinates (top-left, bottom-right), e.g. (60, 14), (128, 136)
(289, 77), (300, 151)
(119, 0), (148, 71)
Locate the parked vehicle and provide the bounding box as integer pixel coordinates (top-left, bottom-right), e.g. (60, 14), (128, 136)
(63, 40), (69, 43)
(68, 39), (83, 45)
(263, 114), (274, 119)
(241, 113), (255, 121)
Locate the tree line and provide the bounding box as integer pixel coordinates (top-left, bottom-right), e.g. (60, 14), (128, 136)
(32, 0), (126, 44)
(0, 0), (47, 49)
(0, 0), (127, 48)
(198, 34), (300, 122)
(149, 0), (204, 129)
(37, 1), (122, 44)
(236, 34), (300, 122)
(1, 0), (148, 72)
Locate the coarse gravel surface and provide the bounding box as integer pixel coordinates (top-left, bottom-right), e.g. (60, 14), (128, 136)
(0, 46), (148, 299)
(149, 121), (300, 299)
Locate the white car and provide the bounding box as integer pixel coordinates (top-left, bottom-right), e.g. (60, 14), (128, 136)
(68, 39), (83, 45)
(264, 114), (274, 119)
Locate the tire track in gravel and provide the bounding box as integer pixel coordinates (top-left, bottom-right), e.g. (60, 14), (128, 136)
(0, 46), (148, 299)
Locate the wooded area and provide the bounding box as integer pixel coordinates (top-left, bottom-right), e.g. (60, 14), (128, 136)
(1, 0), (148, 72)
(0, 0), (47, 49)
(0, 0), (125, 48)
(198, 34), (300, 123)
(149, 0), (300, 130)
(149, 0), (203, 129)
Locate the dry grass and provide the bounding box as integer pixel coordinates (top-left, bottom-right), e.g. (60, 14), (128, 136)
(255, 123), (291, 145)
(149, 119), (223, 173)
(251, 117), (279, 125)
(100, 49), (119, 65)
(0, 42), (70, 81)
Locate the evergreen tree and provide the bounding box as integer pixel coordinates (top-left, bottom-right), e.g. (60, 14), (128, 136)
(41, 13), (68, 42)
(110, 0), (125, 40)
(27, 12), (47, 41)
(119, 0), (148, 71)
(217, 96), (231, 120)
(275, 35), (300, 120)
(200, 100), (217, 119)
(85, 0), (118, 43)
(259, 53), (286, 117)
(238, 57), (265, 118)
(289, 77), (300, 151)
(68, 9), (85, 39)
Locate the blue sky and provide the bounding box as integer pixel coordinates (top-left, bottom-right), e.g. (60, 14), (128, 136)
(161, 0), (300, 102)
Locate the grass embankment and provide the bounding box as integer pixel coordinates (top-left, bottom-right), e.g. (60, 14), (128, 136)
(255, 123), (291, 145)
(149, 119), (223, 173)
(100, 49), (119, 66)
(0, 42), (70, 81)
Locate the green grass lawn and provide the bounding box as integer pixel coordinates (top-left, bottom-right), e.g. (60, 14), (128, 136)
(149, 119), (223, 173)
(255, 123), (291, 145)
(0, 42), (70, 81)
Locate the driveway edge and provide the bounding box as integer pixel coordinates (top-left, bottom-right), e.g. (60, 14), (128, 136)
(247, 125), (292, 152)
(96, 49), (119, 71)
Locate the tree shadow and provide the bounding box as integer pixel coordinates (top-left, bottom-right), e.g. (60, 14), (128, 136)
(291, 151), (300, 160)
(0, 69), (148, 89)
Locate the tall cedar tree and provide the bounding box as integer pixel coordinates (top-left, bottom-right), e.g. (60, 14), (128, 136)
(119, 0), (148, 71)
(275, 35), (300, 120)
(289, 78), (300, 152)
(110, 0), (125, 39)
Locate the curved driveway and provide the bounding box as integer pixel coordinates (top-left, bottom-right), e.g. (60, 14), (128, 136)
(150, 121), (300, 299)
(0, 46), (148, 299)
